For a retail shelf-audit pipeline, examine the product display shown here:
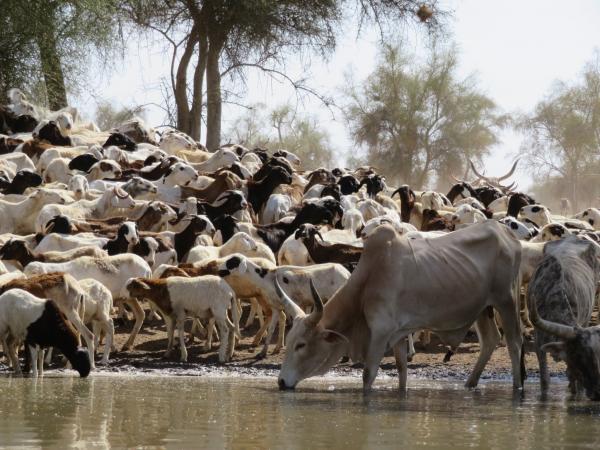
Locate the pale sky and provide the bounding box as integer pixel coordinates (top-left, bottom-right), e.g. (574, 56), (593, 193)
(73, 0), (600, 190)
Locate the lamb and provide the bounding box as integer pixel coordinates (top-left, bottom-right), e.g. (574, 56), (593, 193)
(0, 239), (107, 267)
(68, 174), (89, 200)
(296, 224), (362, 270)
(186, 231), (276, 264)
(0, 189), (68, 234)
(190, 148), (239, 173)
(0, 273), (95, 368)
(103, 222), (139, 255)
(35, 186), (136, 233)
(0, 289), (91, 377)
(261, 194), (293, 225)
(24, 254), (152, 351)
(78, 279), (114, 365)
(123, 275), (239, 362)
(217, 254), (350, 357)
(450, 204), (488, 228)
(247, 166), (293, 215)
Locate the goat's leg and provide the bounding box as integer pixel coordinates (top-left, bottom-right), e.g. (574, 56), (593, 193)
(121, 297), (145, 351)
(66, 310), (95, 368)
(45, 347), (53, 365)
(244, 298), (258, 329)
(204, 318), (216, 351)
(99, 319), (114, 365)
(164, 315), (175, 358)
(29, 345), (38, 378)
(216, 319), (233, 363)
(177, 315), (188, 362)
(273, 310), (286, 354)
(257, 309), (279, 359)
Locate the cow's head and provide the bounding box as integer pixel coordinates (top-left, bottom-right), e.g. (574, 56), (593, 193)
(531, 295), (600, 400)
(276, 277), (347, 390)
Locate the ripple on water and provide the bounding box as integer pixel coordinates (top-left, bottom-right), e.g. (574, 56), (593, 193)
(0, 376), (598, 448)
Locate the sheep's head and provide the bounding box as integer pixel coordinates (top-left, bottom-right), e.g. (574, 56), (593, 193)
(111, 187), (135, 209)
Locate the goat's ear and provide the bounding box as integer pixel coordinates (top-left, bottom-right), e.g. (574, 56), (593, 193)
(238, 258), (247, 274)
(131, 279), (151, 291)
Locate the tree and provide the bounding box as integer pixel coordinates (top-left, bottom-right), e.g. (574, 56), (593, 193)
(226, 103), (334, 170)
(519, 54), (600, 210)
(345, 42), (505, 189)
(125, 0), (446, 149)
(3, 0), (121, 109)
(95, 101), (146, 131)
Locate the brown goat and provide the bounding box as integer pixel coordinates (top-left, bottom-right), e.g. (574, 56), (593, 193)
(180, 171), (242, 203)
(297, 224), (362, 267)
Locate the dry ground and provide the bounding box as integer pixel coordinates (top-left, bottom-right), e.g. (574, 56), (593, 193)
(94, 305), (567, 382)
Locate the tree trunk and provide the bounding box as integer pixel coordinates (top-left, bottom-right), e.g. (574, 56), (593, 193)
(36, 16), (67, 110)
(205, 37), (223, 151)
(189, 31), (207, 142)
(174, 27), (198, 135)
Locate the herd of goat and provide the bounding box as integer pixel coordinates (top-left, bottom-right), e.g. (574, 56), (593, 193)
(1, 88), (600, 399)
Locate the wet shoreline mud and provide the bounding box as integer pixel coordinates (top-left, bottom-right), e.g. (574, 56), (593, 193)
(0, 316), (567, 384)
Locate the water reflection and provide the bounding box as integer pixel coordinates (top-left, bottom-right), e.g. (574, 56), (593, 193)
(0, 376), (598, 448)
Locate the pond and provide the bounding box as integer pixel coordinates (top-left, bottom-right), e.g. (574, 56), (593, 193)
(0, 374), (599, 448)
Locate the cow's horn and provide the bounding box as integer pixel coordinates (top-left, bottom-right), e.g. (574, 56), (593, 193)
(469, 160), (488, 181)
(274, 275), (305, 321)
(497, 159), (519, 181)
(306, 279), (323, 327)
(529, 294), (576, 339)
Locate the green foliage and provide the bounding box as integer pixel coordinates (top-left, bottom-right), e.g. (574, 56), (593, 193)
(1, 0), (122, 107)
(345, 42), (506, 189)
(519, 53), (600, 209)
(227, 104), (334, 170)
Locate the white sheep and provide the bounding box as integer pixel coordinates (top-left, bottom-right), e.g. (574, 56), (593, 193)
(0, 289), (91, 377)
(124, 275), (239, 362)
(186, 231), (276, 264)
(24, 254), (152, 351)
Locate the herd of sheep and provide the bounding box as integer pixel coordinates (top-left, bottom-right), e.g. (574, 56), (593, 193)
(0, 88), (600, 384)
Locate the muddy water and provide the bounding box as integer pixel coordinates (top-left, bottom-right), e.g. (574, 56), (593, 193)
(0, 375), (599, 449)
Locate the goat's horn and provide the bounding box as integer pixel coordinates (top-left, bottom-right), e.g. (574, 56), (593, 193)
(114, 187), (129, 199)
(497, 159), (519, 181)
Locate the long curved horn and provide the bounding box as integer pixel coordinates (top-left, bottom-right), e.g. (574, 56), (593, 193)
(274, 276), (305, 321)
(306, 279), (324, 327)
(498, 159), (519, 181)
(449, 174), (463, 184)
(316, 230), (325, 241)
(528, 293), (576, 339)
(391, 187), (401, 198)
(469, 160), (488, 181)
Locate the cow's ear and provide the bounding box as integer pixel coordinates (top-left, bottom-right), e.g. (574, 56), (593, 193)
(321, 329), (348, 344)
(541, 341), (567, 361)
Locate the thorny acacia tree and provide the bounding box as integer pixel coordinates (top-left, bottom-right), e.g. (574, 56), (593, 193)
(227, 103), (334, 170)
(124, 0), (445, 149)
(2, 0), (121, 109)
(519, 55), (600, 210)
(345, 43), (505, 189)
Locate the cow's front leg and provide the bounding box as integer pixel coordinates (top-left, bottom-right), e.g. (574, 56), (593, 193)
(362, 335), (387, 393)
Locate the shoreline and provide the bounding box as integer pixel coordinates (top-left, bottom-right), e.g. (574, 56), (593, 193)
(0, 317), (568, 383)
